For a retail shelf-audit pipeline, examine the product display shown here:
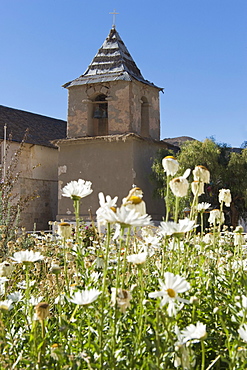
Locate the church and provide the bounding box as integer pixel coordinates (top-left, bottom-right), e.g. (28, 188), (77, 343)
(55, 26), (173, 222)
(0, 25), (177, 229)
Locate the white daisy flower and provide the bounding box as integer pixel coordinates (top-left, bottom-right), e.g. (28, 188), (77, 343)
(203, 233), (213, 244)
(219, 188), (231, 207)
(142, 234), (162, 247)
(29, 296), (44, 306)
(0, 283), (5, 296)
(174, 326), (195, 368)
(96, 192), (118, 230)
(235, 295), (247, 318)
(89, 271), (102, 283)
(0, 277), (9, 284)
(193, 165), (210, 183)
(127, 252), (147, 265)
(159, 218), (196, 237)
(180, 322), (207, 343)
(62, 179), (93, 200)
(97, 206), (152, 228)
(69, 288), (101, 306)
(54, 294), (66, 305)
(0, 299), (13, 311)
(149, 271), (190, 316)
(17, 280), (36, 290)
(238, 324), (247, 342)
(191, 181), (205, 196)
(7, 291), (23, 303)
(97, 192), (118, 211)
(162, 156), (179, 176)
(169, 169), (191, 198)
(208, 209), (224, 225)
(197, 202), (211, 212)
(10, 250), (44, 264)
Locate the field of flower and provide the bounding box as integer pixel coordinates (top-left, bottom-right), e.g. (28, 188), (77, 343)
(0, 159), (247, 369)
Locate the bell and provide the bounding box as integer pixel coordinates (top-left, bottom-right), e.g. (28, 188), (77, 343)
(93, 108), (102, 119)
(101, 109), (108, 118)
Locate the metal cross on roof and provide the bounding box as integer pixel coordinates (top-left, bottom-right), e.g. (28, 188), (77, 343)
(109, 9), (119, 28)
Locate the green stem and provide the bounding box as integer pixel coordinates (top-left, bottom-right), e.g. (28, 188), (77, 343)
(165, 175), (171, 221)
(200, 212), (204, 237)
(190, 183), (200, 221)
(174, 196), (180, 223)
(201, 340), (206, 370)
(70, 304), (79, 322)
(73, 199), (80, 243)
(62, 237), (72, 294)
(115, 226), (125, 291)
(111, 226), (125, 368)
(155, 305), (161, 367)
(99, 223), (111, 367)
(24, 263), (30, 316)
(218, 201), (224, 233)
(136, 266), (145, 344)
(102, 222), (111, 294)
(121, 226), (131, 287)
(38, 319), (46, 369)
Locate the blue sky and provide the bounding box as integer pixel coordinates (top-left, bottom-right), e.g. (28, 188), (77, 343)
(0, 0), (246, 147)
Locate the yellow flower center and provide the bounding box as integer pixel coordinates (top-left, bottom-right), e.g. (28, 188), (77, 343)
(129, 196), (142, 204)
(59, 222), (71, 227)
(0, 304), (9, 310)
(167, 288), (176, 298)
(164, 156), (176, 160)
(110, 207), (117, 213)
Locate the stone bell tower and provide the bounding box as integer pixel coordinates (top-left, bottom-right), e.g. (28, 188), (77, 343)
(63, 27), (162, 140)
(56, 27), (169, 221)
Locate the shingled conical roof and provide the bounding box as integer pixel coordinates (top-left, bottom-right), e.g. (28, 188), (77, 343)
(63, 27), (162, 89)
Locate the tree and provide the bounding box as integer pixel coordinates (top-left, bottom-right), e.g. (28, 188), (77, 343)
(151, 139), (247, 227)
(0, 130), (38, 257)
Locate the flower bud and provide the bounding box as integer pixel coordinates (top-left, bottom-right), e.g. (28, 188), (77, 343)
(50, 263), (61, 275)
(0, 261), (14, 277)
(57, 222), (72, 239)
(35, 302), (50, 321)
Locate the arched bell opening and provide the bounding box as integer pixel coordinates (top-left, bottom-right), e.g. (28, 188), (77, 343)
(92, 94), (108, 136)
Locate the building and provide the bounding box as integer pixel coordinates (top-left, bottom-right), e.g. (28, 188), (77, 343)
(56, 26), (172, 221)
(0, 105), (66, 230)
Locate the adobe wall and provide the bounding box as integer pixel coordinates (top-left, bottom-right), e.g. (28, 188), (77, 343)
(57, 136), (167, 222)
(57, 137), (134, 220)
(19, 177), (58, 230)
(0, 141), (59, 230)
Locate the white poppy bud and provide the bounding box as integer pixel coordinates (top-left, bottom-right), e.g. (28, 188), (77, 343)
(208, 209), (224, 225)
